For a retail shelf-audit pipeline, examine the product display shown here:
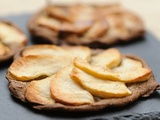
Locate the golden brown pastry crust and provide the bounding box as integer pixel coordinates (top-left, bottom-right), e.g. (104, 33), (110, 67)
(0, 20), (27, 63)
(6, 47), (159, 112)
(28, 4), (145, 47)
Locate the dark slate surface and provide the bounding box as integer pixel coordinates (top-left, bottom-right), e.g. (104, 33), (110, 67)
(0, 14), (160, 120)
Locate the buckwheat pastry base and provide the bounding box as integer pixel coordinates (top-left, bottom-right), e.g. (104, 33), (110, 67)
(28, 4), (145, 47)
(0, 21), (27, 63)
(6, 46), (160, 112)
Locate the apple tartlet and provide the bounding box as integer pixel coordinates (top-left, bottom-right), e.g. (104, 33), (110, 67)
(0, 21), (27, 63)
(6, 45), (159, 111)
(28, 4), (145, 47)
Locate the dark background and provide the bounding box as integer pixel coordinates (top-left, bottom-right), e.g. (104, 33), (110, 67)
(0, 14), (160, 120)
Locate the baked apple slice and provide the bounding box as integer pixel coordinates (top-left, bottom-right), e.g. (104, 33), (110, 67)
(50, 65), (94, 105)
(35, 15), (61, 31)
(8, 55), (74, 81)
(70, 67), (132, 98)
(91, 48), (121, 68)
(74, 56), (151, 83)
(22, 45), (91, 61)
(0, 41), (10, 56)
(0, 21), (27, 62)
(25, 75), (55, 105)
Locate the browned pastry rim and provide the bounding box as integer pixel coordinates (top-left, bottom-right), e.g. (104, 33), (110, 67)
(6, 48), (160, 112)
(0, 20), (27, 63)
(28, 4), (145, 48)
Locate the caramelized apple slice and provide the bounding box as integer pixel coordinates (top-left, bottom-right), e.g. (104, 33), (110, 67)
(22, 45), (91, 61)
(91, 48), (121, 68)
(62, 46), (91, 61)
(0, 22), (26, 46)
(112, 58), (152, 83)
(50, 65), (94, 105)
(9, 55), (74, 81)
(36, 15), (60, 31)
(74, 57), (151, 83)
(25, 75), (55, 105)
(60, 21), (93, 34)
(0, 42), (10, 56)
(22, 45), (69, 57)
(70, 68), (132, 98)
(74, 57), (120, 80)
(85, 19), (108, 39)
(69, 4), (95, 22)
(60, 5), (95, 34)
(47, 6), (72, 22)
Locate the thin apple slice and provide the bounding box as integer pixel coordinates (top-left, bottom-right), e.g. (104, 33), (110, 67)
(112, 58), (152, 83)
(60, 21), (92, 34)
(62, 46), (91, 61)
(22, 45), (91, 61)
(91, 48), (121, 68)
(0, 41), (10, 56)
(22, 45), (69, 57)
(74, 57), (151, 83)
(25, 75), (55, 105)
(70, 68), (132, 98)
(47, 6), (72, 22)
(50, 65), (94, 105)
(0, 22), (26, 46)
(36, 15), (60, 31)
(113, 58), (142, 72)
(85, 19), (108, 39)
(9, 55), (74, 81)
(74, 57), (120, 80)
(60, 5), (95, 34)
